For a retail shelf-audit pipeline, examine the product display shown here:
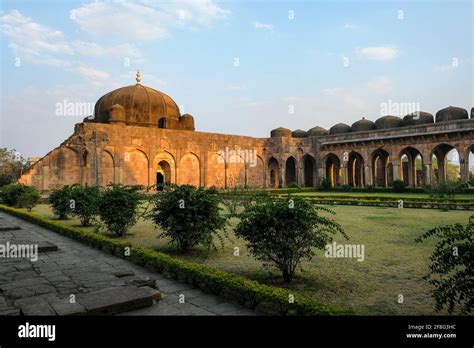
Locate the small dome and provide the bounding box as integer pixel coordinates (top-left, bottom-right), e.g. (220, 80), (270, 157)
(375, 115), (402, 130)
(436, 106), (468, 123)
(307, 126), (329, 136)
(329, 123), (351, 135)
(271, 127), (292, 138)
(402, 112), (434, 126)
(179, 114), (195, 131)
(351, 117), (375, 132)
(292, 129), (307, 138)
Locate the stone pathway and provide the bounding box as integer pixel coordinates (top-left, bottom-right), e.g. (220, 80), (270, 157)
(0, 212), (256, 316)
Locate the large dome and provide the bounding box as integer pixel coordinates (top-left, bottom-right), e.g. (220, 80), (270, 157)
(93, 72), (180, 127)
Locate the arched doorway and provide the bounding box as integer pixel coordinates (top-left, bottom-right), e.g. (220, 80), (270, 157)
(325, 154), (340, 187)
(371, 149), (390, 187)
(431, 143), (460, 183)
(399, 147), (423, 187)
(348, 152), (364, 187)
(268, 157), (279, 188)
(303, 154), (316, 187)
(157, 160), (171, 190)
(285, 157), (297, 186)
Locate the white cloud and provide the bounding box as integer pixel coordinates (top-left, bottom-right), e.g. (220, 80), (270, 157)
(1, 10), (73, 58)
(71, 0), (231, 40)
(77, 64), (110, 81)
(366, 75), (393, 93)
(356, 46), (399, 60)
(254, 21), (274, 31)
(343, 23), (356, 29)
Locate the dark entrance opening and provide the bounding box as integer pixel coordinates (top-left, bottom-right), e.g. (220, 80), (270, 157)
(156, 172), (164, 191)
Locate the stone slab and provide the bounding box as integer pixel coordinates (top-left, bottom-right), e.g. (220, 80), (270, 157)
(49, 298), (87, 316)
(76, 286), (154, 315)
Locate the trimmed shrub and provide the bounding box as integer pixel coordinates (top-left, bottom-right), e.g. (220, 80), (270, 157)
(49, 185), (74, 219)
(149, 185), (227, 253)
(0, 183), (27, 206)
(70, 185), (102, 226)
(318, 178), (332, 191)
(416, 215), (473, 314)
(98, 184), (142, 236)
(18, 186), (40, 211)
(235, 195), (347, 282)
(393, 179), (407, 193)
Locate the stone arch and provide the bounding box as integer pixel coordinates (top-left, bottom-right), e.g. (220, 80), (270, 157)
(468, 145), (474, 182)
(324, 153), (341, 187)
(207, 152), (226, 188)
(302, 154), (316, 187)
(370, 149), (391, 187)
(153, 151), (176, 187)
(247, 155), (265, 188)
(101, 150), (114, 187)
(180, 152), (201, 187)
(430, 143), (460, 183)
(123, 148), (149, 187)
(398, 146), (423, 187)
(348, 151), (364, 188)
(57, 146), (81, 187)
(226, 151), (246, 188)
(268, 157), (279, 188)
(285, 156), (297, 187)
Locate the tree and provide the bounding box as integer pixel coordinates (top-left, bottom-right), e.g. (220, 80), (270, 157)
(415, 216), (473, 314)
(235, 195), (347, 282)
(0, 148), (28, 182)
(0, 184), (28, 206)
(149, 185), (227, 253)
(49, 185), (74, 219)
(70, 185), (101, 226)
(98, 185), (142, 236)
(18, 186), (40, 211)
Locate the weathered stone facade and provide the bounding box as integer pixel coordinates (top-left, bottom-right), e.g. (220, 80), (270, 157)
(19, 79), (474, 192)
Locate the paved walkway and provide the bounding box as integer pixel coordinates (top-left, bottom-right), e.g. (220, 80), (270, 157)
(0, 212), (256, 316)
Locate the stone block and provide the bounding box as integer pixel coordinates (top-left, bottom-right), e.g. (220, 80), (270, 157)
(76, 286), (154, 315)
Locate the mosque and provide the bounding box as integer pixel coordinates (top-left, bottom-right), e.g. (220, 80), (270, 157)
(19, 72), (474, 191)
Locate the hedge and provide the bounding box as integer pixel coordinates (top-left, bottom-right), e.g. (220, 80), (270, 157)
(0, 205), (354, 316)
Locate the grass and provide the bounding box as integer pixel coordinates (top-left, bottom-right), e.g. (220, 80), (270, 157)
(30, 201), (473, 315)
(287, 191), (474, 199)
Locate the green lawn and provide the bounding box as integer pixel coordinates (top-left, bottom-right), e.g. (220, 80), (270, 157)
(31, 203), (472, 315)
(288, 191), (474, 199)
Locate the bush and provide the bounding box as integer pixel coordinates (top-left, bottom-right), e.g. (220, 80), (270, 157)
(18, 187), (40, 211)
(98, 184), (142, 236)
(416, 216), (473, 314)
(0, 183), (27, 206)
(49, 185), (74, 219)
(393, 180), (407, 193)
(235, 195), (347, 282)
(287, 182), (301, 189)
(149, 185), (227, 253)
(319, 178), (332, 191)
(70, 185), (102, 226)
(428, 180), (459, 198)
(339, 184), (352, 192)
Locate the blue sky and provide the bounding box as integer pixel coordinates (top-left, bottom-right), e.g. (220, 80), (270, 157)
(1, 0), (472, 158)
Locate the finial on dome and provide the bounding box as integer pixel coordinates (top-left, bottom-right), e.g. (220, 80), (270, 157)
(135, 70), (142, 84)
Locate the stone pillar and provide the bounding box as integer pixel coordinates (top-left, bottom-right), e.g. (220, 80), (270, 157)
(460, 155), (469, 182)
(424, 163), (432, 186)
(392, 163), (400, 182)
(342, 165), (348, 185)
(365, 165), (372, 186)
